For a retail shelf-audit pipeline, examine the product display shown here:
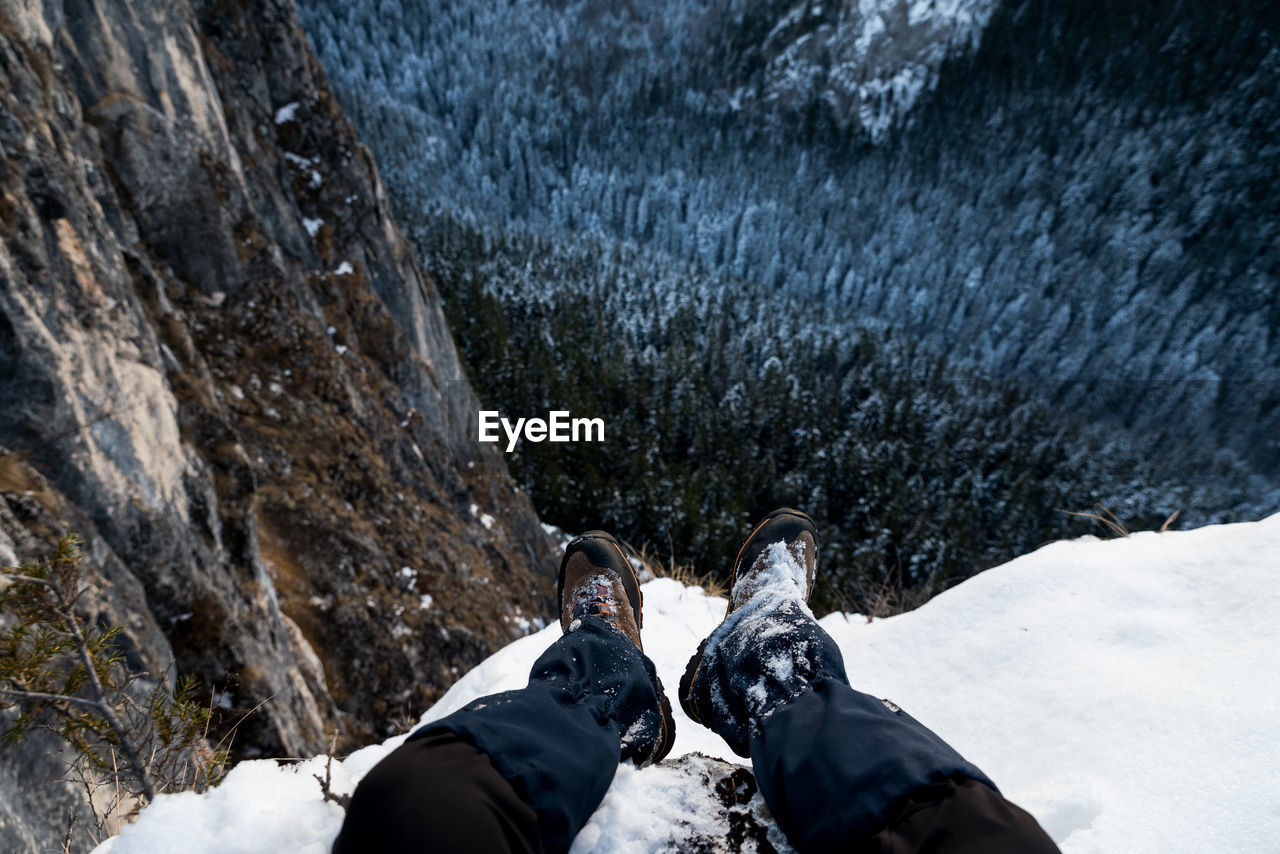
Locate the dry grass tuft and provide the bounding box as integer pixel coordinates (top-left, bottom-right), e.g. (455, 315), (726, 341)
(628, 540), (728, 599)
(0, 452), (60, 515)
(1064, 503), (1182, 538)
(1064, 503), (1131, 537)
(824, 565), (951, 623)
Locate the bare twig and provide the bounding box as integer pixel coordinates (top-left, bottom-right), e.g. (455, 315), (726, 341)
(212, 693), (276, 755)
(0, 572), (56, 588)
(111, 747), (121, 836)
(314, 731), (351, 810)
(0, 686), (120, 713)
(61, 808), (76, 854)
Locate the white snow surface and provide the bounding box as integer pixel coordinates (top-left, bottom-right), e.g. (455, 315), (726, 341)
(94, 515), (1280, 853)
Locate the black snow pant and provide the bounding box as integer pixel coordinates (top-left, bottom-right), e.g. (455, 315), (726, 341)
(332, 614), (1059, 854)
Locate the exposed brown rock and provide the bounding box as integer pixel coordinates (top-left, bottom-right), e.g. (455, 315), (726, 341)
(0, 0), (556, 847)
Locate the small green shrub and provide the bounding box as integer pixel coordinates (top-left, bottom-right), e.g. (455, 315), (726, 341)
(0, 535), (228, 837)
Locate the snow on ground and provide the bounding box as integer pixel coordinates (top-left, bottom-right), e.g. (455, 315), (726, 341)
(94, 515), (1280, 853)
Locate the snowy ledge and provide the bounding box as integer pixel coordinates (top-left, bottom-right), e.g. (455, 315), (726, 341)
(94, 515), (1280, 853)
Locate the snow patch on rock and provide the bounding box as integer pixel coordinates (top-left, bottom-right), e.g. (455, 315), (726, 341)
(274, 102), (300, 124)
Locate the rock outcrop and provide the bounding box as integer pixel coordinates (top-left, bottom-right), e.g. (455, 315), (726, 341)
(0, 0), (556, 848)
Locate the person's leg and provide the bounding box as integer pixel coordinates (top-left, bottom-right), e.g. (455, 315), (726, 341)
(865, 777), (1058, 854)
(681, 509), (1059, 854)
(333, 532), (675, 854)
(333, 731), (541, 854)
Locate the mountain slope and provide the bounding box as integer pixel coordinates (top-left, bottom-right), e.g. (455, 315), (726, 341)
(297, 0), (1280, 476)
(95, 514), (1280, 853)
(292, 0), (1278, 593)
(421, 218), (1274, 607)
(0, 0), (555, 848)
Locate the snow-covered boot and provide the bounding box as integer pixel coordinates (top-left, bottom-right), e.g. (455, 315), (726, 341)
(678, 511), (1034, 852)
(558, 530), (677, 763)
(679, 508), (845, 756)
(722, 507), (818, 613)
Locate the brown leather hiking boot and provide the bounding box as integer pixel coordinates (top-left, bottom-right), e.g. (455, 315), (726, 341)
(557, 531), (645, 649)
(724, 507), (818, 613)
(557, 530), (677, 764)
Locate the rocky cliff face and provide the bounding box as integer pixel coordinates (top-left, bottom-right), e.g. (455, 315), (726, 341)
(0, 0), (556, 848)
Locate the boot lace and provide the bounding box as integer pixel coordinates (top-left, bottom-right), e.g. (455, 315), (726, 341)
(570, 575), (617, 624)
